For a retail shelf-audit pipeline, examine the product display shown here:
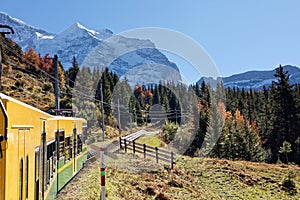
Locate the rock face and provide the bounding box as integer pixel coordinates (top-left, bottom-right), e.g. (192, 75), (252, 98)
(2, 12), (180, 85)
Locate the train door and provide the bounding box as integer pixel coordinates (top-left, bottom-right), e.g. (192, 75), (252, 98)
(34, 148), (40, 200)
(10, 125), (33, 200)
(18, 129), (28, 200)
(40, 120), (46, 200)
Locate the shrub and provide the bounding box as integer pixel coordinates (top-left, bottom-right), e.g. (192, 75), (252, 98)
(15, 80), (24, 88)
(27, 86), (33, 91)
(281, 170), (297, 195)
(161, 122), (178, 143)
(42, 82), (53, 92)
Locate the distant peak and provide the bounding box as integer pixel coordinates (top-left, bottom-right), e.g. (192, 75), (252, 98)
(0, 12), (8, 16)
(61, 22), (113, 40)
(0, 12), (26, 25)
(66, 22), (98, 36)
(74, 22), (86, 29)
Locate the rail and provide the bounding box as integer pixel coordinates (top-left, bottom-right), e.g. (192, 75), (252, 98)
(119, 137), (176, 168)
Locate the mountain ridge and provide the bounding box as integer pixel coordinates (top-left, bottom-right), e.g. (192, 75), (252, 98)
(199, 65), (300, 90)
(1, 13), (180, 85)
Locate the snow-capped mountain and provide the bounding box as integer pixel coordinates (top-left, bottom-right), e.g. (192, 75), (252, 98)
(198, 65), (300, 90)
(31, 22), (113, 68)
(1, 12), (180, 84)
(81, 34), (181, 83)
(0, 12), (56, 50)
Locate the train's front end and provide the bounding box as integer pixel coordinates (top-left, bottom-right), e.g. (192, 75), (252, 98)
(0, 95), (8, 200)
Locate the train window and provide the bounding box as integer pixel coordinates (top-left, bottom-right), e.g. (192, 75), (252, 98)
(64, 136), (72, 161)
(59, 131), (65, 160)
(77, 135), (83, 154)
(19, 158), (23, 200)
(35, 149), (39, 182)
(34, 149), (40, 200)
(25, 155), (29, 199)
(46, 141), (55, 184)
(59, 131), (65, 142)
(46, 141), (55, 160)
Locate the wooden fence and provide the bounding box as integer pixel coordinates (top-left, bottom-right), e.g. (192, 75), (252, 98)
(119, 137), (176, 168)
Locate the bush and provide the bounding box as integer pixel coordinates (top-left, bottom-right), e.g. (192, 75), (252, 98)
(15, 80), (24, 88)
(281, 171), (297, 195)
(161, 122), (178, 143)
(42, 82), (53, 92)
(27, 86), (33, 91)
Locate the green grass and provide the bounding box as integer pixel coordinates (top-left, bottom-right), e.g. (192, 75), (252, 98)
(57, 155), (300, 200)
(136, 135), (164, 147)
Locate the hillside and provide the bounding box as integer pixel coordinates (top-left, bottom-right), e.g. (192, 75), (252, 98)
(2, 12), (181, 86)
(1, 63), (55, 110)
(57, 155), (300, 199)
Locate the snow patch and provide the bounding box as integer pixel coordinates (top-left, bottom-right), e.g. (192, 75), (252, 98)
(35, 32), (54, 40)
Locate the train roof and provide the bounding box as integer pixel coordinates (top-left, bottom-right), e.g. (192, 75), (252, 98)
(47, 116), (86, 122)
(0, 92), (52, 117)
(0, 93), (86, 122)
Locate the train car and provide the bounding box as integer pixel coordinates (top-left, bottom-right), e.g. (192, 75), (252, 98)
(0, 93), (87, 200)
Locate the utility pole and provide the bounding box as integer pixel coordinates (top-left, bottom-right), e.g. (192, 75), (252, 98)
(100, 83), (105, 141)
(117, 99), (121, 134)
(54, 55), (60, 115)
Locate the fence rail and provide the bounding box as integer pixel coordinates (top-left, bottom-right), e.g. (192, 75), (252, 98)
(119, 137), (176, 168)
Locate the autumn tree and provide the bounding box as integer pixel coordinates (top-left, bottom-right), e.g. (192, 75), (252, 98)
(40, 54), (53, 72)
(23, 47), (40, 71)
(209, 109), (265, 161)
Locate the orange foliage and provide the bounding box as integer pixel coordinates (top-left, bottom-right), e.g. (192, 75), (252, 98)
(135, 85), (143, 93)
(225, 111), (233, 121)
(234, 109), (244, 124)
(23, 47), (40, 70)
(146, 89), (153, 97)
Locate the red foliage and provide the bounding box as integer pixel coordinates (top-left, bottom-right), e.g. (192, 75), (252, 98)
(146, 89), (153, 97)
(40, 54), (53, 71)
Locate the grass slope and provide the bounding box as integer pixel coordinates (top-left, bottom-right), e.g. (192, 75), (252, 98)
(57, 155), (300, 200)
(1, 64), (55, 110)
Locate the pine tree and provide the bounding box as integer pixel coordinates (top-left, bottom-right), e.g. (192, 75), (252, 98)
(267, 65), (298, 163)
(279, 141), (292, 164)
(66, 56), (79, 88)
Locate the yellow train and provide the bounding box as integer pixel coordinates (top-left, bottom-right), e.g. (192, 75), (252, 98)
(0, 93), (87, 200)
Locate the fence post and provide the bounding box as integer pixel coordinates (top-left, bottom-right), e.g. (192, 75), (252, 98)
(133, 140), (136, 154)
(155, 147), (158, 163)
(171, 152), (174, 169)
(124, 139), (127, 153)
(119, 137), (122, 149)
(100, 147), (106, 200)
(143, 144), (146, 158)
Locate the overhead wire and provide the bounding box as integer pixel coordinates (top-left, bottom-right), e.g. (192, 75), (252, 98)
(1, 38), (196, 122)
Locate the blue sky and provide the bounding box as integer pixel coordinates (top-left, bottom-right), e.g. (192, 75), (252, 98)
(2, 0), (300, 79)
